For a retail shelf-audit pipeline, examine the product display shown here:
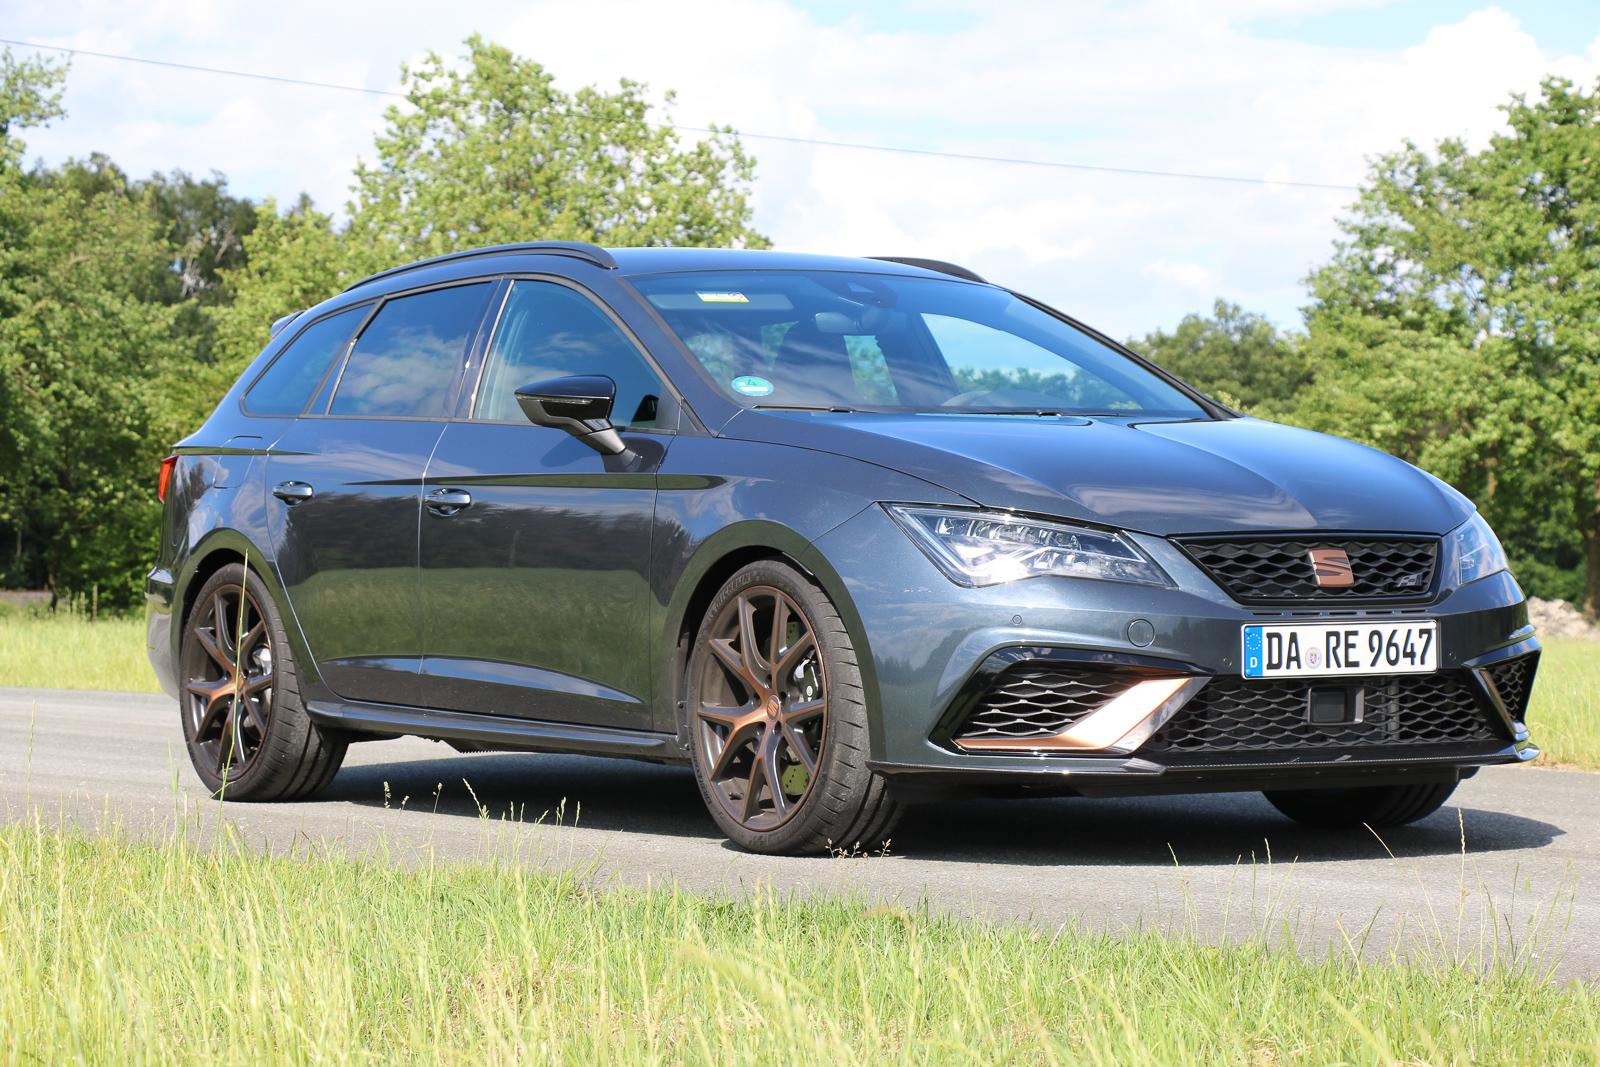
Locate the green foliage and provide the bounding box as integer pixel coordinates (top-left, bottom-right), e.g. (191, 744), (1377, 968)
(348, 35), (767, 258)
(31, 154), (258, 368)
(0, 52), (186, 607)
(132, 167), (259, 379)
(1297, 77), (1600, 614)
(0, 170), (182, 606)
(1132, 299), (1308, 418)
(201, 197), (357, 417)
(0, 48), (64, 161)
(135, 168), (258, 308)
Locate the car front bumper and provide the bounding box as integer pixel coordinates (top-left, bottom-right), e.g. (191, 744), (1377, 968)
(808, 505), (1540, 796)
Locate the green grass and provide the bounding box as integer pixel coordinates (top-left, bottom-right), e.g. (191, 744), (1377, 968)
(0, 602), (156, 692)
(1526, 639), (1600, 768)
(2, 602), (1597, 766)
(0, 820), (1595, 1065)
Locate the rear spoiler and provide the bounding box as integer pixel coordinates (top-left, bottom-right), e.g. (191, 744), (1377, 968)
(269, 309), (305, 339)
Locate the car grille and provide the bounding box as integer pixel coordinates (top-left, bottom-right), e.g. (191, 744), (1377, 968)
(1483, 654), (1537, 721)
(954, 666), (1138, 742)
(1179, 537), (1437, 603)
(1141, 673), (1501, 755)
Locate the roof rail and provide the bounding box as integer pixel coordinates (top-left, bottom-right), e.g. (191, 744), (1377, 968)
(343, 241), (618, 292)
(867, 256), (987, 283)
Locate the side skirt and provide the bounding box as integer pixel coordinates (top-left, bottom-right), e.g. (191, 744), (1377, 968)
(306, 699), (687, 764)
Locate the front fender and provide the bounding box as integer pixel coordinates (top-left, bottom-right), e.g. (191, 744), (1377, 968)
(649, 436), (968, 744)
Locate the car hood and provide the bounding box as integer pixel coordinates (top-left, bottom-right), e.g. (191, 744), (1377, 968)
(722, 411), (1473, 536)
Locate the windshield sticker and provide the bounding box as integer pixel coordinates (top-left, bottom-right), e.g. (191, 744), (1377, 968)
(697, 291), (749, 303)
(730, 375), (774, 397)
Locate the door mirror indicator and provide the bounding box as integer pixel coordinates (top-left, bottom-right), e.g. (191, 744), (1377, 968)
(514, 375), (630, 456)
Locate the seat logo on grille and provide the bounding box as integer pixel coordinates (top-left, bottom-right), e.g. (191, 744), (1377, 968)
(1307, 547), (1355, 588)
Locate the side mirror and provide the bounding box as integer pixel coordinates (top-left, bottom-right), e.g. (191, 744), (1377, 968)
(514, 375), (629, 456)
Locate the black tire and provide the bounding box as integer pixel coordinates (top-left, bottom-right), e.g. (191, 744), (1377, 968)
(685, 560), (901, 855)
(1263, 781), (1458, 829)
(178, 562), (346, 801)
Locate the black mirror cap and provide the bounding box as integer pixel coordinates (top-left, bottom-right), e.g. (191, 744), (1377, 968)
(514, 375), (628, 455)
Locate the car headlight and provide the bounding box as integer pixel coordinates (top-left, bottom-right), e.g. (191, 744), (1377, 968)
(886, 505), (1172, 588)
(1452, 511), (1509, 587)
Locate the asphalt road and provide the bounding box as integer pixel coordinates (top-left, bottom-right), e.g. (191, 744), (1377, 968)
(3, 686), (1595, 980)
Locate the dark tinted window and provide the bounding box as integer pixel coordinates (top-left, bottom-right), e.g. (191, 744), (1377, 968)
(476, 281), (664, 428)
(329, 283), (492, 417)
(244, 305), (367, 415)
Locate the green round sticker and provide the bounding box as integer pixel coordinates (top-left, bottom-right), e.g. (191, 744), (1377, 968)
(731, 375), (774, 397)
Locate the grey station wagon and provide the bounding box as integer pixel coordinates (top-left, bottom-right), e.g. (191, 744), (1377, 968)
(147, 243), (1540, 854)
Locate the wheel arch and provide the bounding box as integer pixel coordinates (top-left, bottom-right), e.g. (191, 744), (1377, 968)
(173, 529), (324, 691)
(660, 520), (881, 755)
(178, 547), (245, 629)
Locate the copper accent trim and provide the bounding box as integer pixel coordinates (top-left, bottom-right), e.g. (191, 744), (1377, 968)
(1307, 547), (1355, 588)
(953, 676), (1207, 754)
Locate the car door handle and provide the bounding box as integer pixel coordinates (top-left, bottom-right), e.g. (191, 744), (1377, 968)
(272, 481), (314, 504)
(425, 488), (473, 516)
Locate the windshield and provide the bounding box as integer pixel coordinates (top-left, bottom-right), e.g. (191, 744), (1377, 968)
(631, 270), (1207, 417)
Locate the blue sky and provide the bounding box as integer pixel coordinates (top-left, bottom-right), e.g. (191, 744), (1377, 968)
(1243, 0), (1595, 50)
(7, 0), (1600, 338)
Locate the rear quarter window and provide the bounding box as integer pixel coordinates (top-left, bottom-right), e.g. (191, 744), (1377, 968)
(243, 305), (369, 415)
(329, 283), (494, 418)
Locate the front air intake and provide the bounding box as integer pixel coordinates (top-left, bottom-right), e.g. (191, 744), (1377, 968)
(1141, 672), (1501, 755)
(954, 665), (1142, 743)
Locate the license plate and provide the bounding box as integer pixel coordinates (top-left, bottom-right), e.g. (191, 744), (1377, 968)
(1241, 621), (1437, 679)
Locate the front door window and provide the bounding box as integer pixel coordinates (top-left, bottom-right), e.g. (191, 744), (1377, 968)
(475, 281), (664, 428)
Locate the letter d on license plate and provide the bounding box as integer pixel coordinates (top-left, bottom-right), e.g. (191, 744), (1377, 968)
(1241, 621), (1438, 679)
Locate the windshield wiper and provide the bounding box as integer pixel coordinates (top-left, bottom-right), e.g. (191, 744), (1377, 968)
(752, 404), (859, 413)
(944, 408), (1078, 417)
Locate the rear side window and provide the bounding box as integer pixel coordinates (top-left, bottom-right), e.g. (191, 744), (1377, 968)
(475, 281), (664, 428)
(243, 305), (367, 415)
(329, 283), (493, 418)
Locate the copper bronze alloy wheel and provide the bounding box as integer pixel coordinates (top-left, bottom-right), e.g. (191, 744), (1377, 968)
(179, 563), (346, 801)
(687, 560), (900, 855)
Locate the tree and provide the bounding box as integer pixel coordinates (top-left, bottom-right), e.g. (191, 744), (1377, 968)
(135, 169), (257, 306)
(0, 49), (63, 154)
(202, 196), (357, 419)
(0, 51), (184, 607)
(1298, 78), (1600, 615)
(347, 35), (767, 259)
(1131, 300), (1309, 417)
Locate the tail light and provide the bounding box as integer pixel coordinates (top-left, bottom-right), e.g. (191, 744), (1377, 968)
(157, 455), (178, 502)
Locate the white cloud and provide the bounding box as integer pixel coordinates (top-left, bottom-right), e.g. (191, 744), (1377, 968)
(10, 0), (1600, 335)
(1146, 259), (1219, 292)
